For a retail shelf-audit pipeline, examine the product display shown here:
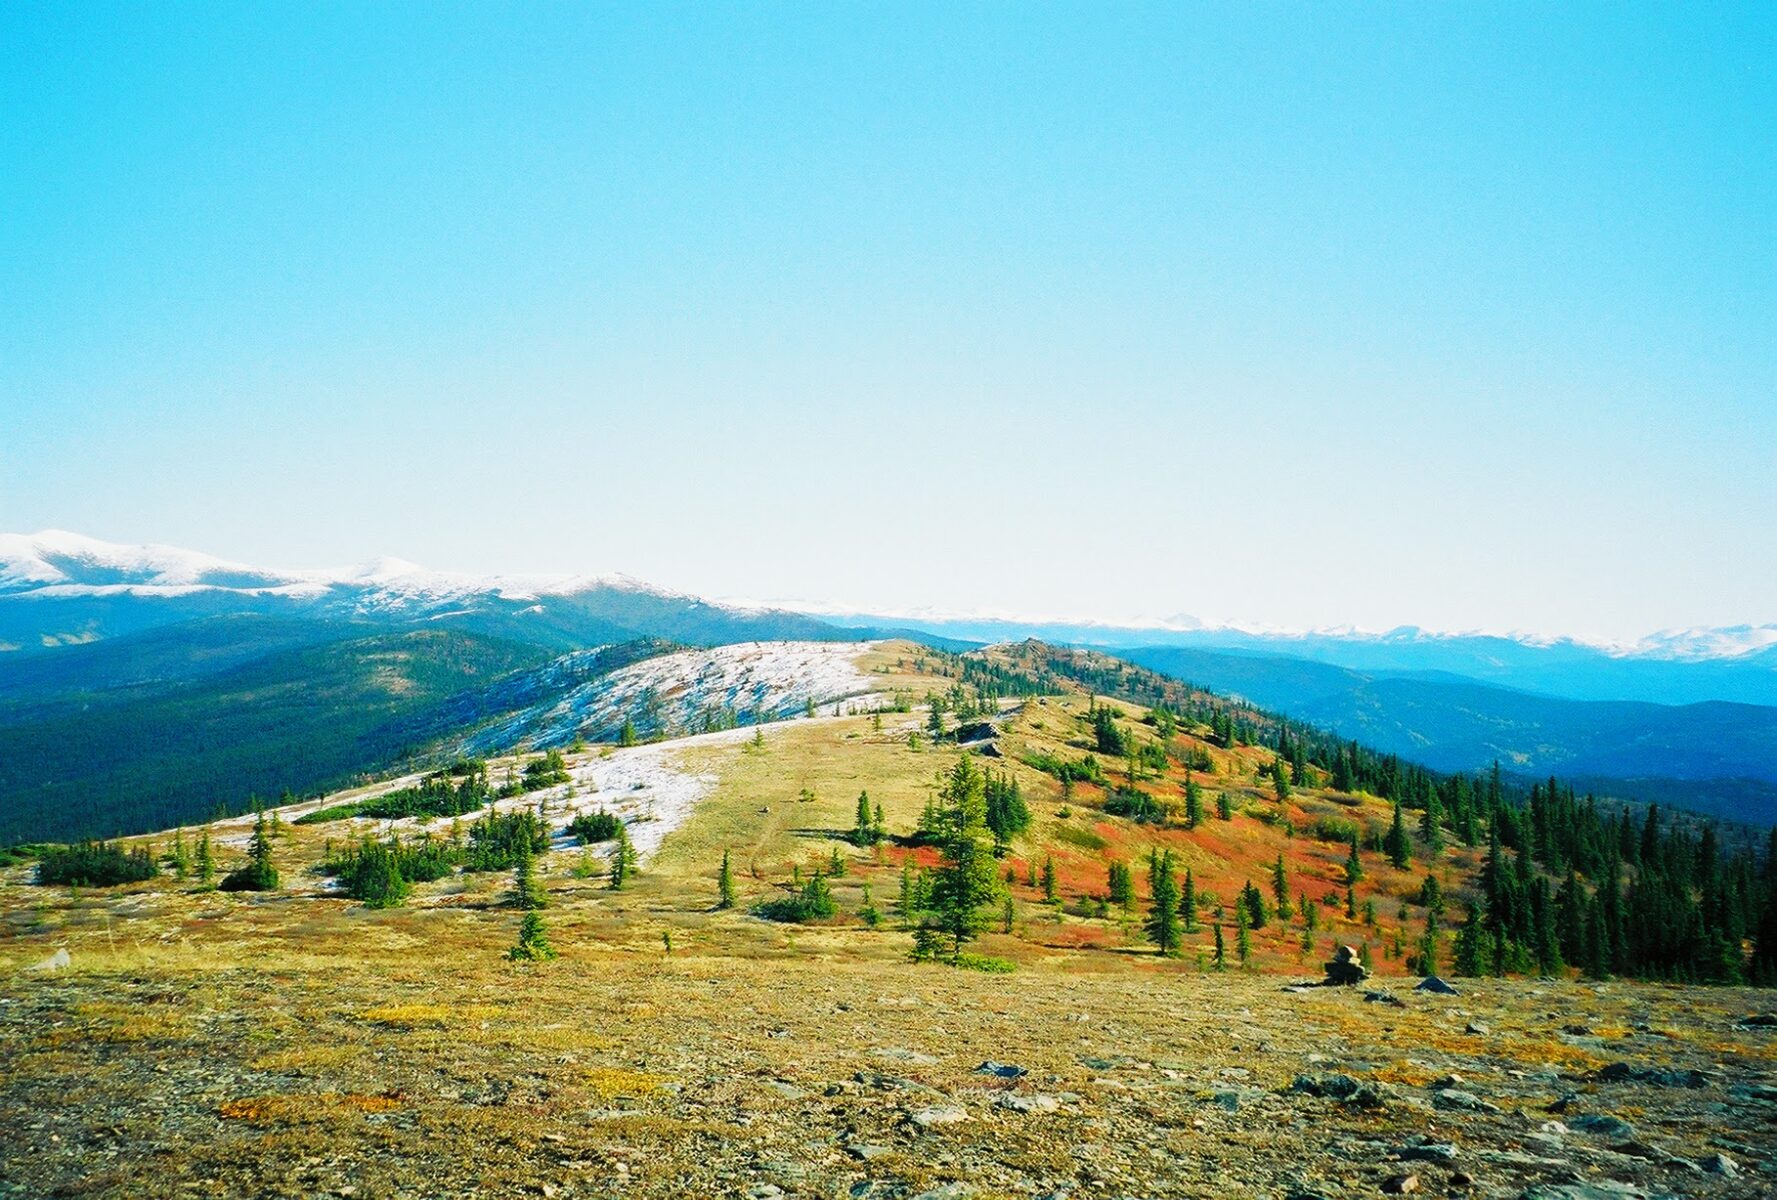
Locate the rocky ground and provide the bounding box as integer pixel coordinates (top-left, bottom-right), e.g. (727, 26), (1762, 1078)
(3, 953), (1773, 1200)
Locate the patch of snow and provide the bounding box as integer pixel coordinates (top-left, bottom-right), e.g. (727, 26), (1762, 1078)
(467, 640), (884, 752)
(264, 723), (785, 865)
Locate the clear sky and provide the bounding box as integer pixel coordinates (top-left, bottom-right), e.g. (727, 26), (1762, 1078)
(2, 4), (1772, 640)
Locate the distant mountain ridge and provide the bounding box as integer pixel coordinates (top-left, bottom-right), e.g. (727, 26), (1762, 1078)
(4, 531), (1776, 833)
(817, 611), (1777, 707)
(0, 531), (855, 654)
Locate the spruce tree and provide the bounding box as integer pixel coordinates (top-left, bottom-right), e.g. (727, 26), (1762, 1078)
(1234, 902), (1251, 966)
(1420, 785), (1446, 855)
(1181, 867), (1198, 932)
(1271, 854), (1291, 919)
(1213, 921), (1226, 969)
(1273, 758), (1291, 801)
(1146, 849), (1182, 956)
(1184, 773), (1203, 828)
(1385, 800), (1412, 870)
(513, 845), (546, 910)
(718, 850), (736, 909)
(220, 812), (279, 892)
(608, 822), (637, 890)
(196, 829), (215, 885)
(921, 755), (1001, 961)
(853, 792), (878, 847)
(1345, 835), (1364, 884)
(509, 910), (557, 960)
(1106, 860), (1134, 913)
(1452, 900), (1490, 976)
(170, 829), (190, 880)
(1041, 855), (1058, 905)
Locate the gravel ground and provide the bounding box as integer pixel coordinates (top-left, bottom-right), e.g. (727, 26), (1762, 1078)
(3, 955), (1774, 1200)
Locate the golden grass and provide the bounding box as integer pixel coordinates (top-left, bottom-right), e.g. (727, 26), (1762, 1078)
(219, 1091), (404, 1125)
(358, 1002), (503, 1028)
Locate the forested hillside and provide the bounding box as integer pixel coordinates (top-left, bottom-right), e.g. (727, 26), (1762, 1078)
(0, 629), (556, 842)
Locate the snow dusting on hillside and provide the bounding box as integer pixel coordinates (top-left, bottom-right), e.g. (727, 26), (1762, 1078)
(466, 640), (883, 753)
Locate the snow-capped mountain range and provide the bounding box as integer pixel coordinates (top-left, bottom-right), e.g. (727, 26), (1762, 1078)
(5, 530), (1772, 664)
(0, 530), (843, 654)
(0, 529), (673, 607)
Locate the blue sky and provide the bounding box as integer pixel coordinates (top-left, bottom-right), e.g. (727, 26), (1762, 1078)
(2, 4), (1772, 639)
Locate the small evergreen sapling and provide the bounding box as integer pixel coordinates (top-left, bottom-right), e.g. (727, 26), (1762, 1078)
(509, 911), (557, 961)
(513, 845), (546, 910)
(718, 850), (736, 909)
(608, 822), (637, 890)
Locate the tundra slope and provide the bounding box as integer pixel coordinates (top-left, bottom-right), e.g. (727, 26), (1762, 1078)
(2, 650), (1775, 1198)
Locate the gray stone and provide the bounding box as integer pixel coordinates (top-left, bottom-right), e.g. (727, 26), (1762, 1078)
(1594, 1061), (1709, 1088)
(908, 1104), (969, 1129)
(1432, 1087), (1501, 1114)
(1701, 1152), (1738, 1178)
(974, 1060), (1026, 1078)
(1517, 1184), (1647, 1200)
(23, 947), (70, 973)
(1396, 1141), (1459, 1162)
(873, 1047), (939, 1066)
(1566, 1113), (1636, 1140)
(1290, 1072), (1386, 1108)
(910, 1186), (974, 1200)
(995, 1092), (1060, 1114)
(1323, 944), (1369, 986)
(1415, 975), (1460, 995)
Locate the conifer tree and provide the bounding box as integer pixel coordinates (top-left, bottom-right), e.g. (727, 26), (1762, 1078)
(1240, 879), (1268, 928)
(1216, 792), (1233, 821)
(1184, 773), (1203, 828)
(1213, 921), (1226, 969)
(1041, 855), (1058, 905)
(718, 850), (736, 909)
(1273, 757), (1291, 801)
(509, 910), (557, 960)
(220, 811), (279, 892)
(1181, 867), (1198, 933)
(1419, 785), (1446, 855)
(1345, 835), (1364, 884)
(1234, 902), (1252, 966)
(608, 822), (637, 890)
(170, 829), (190, 880)
(1385, 800), (1412, 870)
(1452, 900), (1490, 976)
(513, 845), (546, 910)
(1345, 882), (1357, 918)
(1146, 849), (1182, 956)
(1271, 854), (1291, 919)
(920, 755), (1001, 961)
(1106, 860), (1134, 913)
(196, 829), (215, 885)
(618, 718), (639, 748)
(853, 792), (878, 847)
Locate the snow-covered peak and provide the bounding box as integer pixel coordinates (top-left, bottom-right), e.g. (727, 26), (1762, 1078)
(0, 530), (701, 618)
(0, 530), (303, 593)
